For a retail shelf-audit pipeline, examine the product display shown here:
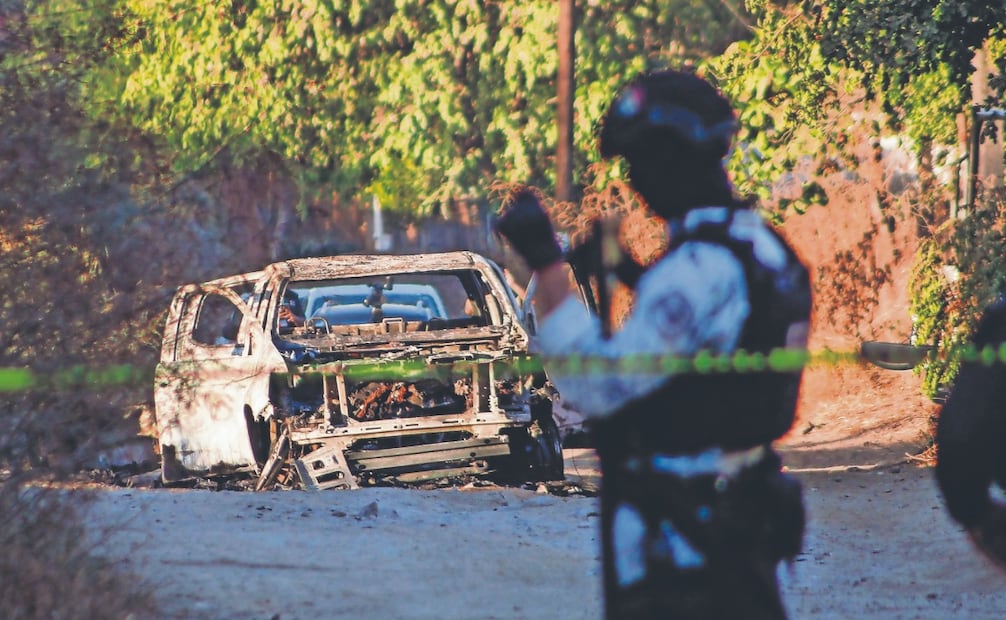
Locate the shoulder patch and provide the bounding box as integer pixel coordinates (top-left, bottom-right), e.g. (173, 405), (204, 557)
(653, 290), (695, 341)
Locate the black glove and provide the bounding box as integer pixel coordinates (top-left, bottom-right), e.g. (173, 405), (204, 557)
(494, 188), (563, 270)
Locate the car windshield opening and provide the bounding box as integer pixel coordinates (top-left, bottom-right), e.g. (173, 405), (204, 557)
(286, 270), (493, 329)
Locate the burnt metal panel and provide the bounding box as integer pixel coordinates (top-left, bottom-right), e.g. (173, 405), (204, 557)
(344, 437), (511, 473)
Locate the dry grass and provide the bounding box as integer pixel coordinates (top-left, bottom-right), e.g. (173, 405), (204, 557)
(0, 480), (158, 620)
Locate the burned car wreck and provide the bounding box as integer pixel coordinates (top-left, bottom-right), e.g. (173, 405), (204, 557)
(153, 251), (565, 490)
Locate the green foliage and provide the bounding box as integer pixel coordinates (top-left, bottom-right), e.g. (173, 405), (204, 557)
(710, 5), (851, 212)
(799, 1), (1006, 166)
(911, 198), (1006, 397)
(710, 1), (1001, 217)
(79, 0), (751, 217)
(812, 0), (1004, 103)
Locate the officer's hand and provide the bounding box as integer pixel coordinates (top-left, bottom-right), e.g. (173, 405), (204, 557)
(494, 187), (563, 271)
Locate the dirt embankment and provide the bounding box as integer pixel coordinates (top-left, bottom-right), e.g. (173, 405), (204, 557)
(776, 163), (942, 471)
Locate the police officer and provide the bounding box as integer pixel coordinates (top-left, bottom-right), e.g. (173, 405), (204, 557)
(495, 69), (811, 619)
(935, 295), (1006, 567)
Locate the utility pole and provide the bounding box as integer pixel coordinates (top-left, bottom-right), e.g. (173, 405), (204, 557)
(972, 44), (1004, 197)
(968, 107), (1006, 212)
(556, 0), (575, 203)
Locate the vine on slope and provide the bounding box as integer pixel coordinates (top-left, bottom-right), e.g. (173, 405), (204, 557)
(911, 193), (1006, 397)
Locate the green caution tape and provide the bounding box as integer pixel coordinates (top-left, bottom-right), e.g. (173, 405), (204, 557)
(0, 364), (149, 393)
(0, 367), (36, 392)
(3, 342), (1002, 394)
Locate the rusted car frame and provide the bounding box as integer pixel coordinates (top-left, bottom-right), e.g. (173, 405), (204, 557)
(153, 252), (563, 490)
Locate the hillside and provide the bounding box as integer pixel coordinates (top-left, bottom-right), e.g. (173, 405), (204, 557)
(776, 165), (943, 470)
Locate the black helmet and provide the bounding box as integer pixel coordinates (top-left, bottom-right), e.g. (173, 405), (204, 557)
(598, 70), (736, 161)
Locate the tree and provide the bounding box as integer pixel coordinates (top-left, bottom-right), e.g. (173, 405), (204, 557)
(713, 0), (1006, 205)
(86, 0), (752, 217)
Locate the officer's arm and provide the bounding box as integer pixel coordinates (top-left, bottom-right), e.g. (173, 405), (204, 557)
(531, 261), (574, 319)
(535, 242), (749, 418)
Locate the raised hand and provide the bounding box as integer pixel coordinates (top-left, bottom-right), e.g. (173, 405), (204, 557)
(494, 187), (563, 271)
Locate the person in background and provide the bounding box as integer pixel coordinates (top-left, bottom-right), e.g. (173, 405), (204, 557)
(495, 68), (812, 619)
(279, 289), (305, 327)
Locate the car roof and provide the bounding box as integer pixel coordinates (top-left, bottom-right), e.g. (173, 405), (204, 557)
(277, 251), (489, 280)
(302, 282), (442, 296)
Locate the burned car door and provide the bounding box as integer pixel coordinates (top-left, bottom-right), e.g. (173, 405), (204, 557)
(154, 275), (285, 482)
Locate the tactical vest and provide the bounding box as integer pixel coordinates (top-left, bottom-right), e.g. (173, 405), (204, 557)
(593, 208), (812, 459)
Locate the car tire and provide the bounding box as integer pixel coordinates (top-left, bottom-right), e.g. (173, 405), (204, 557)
(527, 412), (565, 482)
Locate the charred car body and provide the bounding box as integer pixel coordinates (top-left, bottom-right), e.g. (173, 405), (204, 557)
(153, 252), (564, 490)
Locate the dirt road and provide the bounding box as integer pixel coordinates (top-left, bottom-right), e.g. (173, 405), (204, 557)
(82, 448), (1006, 620)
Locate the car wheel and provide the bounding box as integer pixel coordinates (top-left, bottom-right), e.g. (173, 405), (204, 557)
(533, 414), (565, 481)
(495, 415), (564, 484)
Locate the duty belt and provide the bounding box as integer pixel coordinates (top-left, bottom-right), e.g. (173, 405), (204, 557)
(622, 444), (768, 479)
